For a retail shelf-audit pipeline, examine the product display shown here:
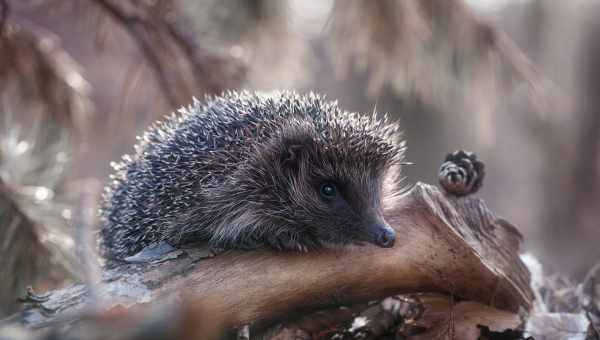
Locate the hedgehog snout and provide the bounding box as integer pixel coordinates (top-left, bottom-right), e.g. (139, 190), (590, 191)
(376, 227), (396, 248)
(363, 221), (396, 248)
(375, 224), (396, 248)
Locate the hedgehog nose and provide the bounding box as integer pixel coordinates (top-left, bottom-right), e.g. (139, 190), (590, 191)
(376, 227), (396, 248)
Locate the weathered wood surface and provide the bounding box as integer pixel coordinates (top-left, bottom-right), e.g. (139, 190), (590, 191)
(264, 294), (523, 339)
(12, 182), (533, 333)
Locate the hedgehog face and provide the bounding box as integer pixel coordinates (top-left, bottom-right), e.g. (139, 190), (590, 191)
(307, 177), (396, 249)
(250, 132), (397, 250)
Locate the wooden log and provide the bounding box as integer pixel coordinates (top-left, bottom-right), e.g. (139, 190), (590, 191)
(13, 182), (533, 333)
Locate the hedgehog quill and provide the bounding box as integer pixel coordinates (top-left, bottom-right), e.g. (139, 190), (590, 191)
(100, 91), (405, 260)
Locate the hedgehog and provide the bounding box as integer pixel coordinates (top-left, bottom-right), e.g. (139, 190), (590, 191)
(100, 91), (405, 260)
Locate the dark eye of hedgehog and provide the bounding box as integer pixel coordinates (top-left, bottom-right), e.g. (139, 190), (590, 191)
(319, 182), (337, 201)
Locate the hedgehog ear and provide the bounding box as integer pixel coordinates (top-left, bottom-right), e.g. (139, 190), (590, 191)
(281, 144), (305, 171)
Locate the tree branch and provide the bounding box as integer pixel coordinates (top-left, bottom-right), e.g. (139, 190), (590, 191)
(11, 183), (533, 334)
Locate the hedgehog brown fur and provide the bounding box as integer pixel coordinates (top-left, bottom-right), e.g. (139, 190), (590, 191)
(100, 91), (405, 260)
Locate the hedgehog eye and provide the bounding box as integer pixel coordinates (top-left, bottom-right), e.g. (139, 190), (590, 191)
(319, 182), (337, 201)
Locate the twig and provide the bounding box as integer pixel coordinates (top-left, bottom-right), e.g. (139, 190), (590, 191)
(162, 18), (225, 94)
(0, 0), (8, 34)
(92, 0), (180, 108)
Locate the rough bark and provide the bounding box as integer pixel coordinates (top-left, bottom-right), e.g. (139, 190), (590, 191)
(11, 182), (533, 334)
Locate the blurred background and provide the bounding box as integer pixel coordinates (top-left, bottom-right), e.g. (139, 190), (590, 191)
(0, 0), (598, 317)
